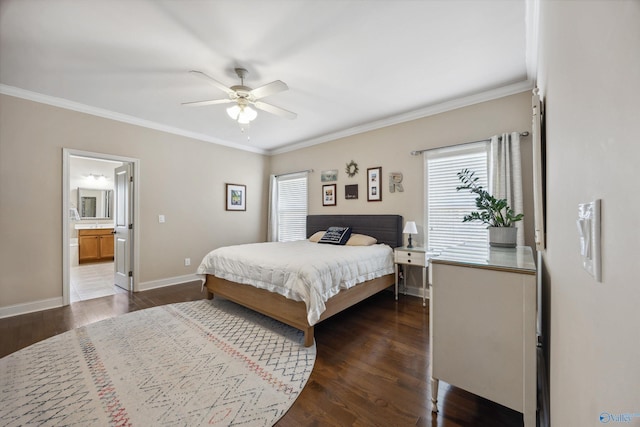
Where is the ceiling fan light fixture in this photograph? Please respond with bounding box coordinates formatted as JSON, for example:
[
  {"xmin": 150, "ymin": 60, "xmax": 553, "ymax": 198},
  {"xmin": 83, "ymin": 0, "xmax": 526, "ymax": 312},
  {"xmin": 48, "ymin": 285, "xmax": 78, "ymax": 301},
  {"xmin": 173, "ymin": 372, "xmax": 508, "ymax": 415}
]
[
  {"xmin": 239, "ymin": 105, "xmax": 257, "ymax": 124},
  {"xmin": 226, "ymin": 103, "xmax": 257, "ymax": 124},
  {"xmin": 226, "ymin": 104, "xmax": 240, "ymax": 120},
  {"xmin": 186, "ymin": 69, "xmax": 296, "ymax": 125}
]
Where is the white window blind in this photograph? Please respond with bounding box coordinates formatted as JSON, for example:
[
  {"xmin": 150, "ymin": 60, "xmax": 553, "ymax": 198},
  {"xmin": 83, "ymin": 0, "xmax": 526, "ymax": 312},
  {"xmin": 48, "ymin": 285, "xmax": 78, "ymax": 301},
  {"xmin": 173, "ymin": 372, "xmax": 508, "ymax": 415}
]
[
  {"xmin": 424, "ymin": 143, "xmax": 489, "ymax": 253},
  {"xmin": 276, "ymin": 173, "xmax": 308, "ymax": 242}
]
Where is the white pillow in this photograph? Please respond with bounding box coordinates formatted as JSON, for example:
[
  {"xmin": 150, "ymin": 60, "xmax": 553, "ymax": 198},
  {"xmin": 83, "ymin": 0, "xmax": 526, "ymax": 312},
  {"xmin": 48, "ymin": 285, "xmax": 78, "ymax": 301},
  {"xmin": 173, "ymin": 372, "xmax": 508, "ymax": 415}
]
[
  {"xmin": 346, "ymin": 234, "xmax": 378, "ymax": 246},
  {"xmin": 308, "ymin": 231, "xmax": 325, "ymax": 242}
]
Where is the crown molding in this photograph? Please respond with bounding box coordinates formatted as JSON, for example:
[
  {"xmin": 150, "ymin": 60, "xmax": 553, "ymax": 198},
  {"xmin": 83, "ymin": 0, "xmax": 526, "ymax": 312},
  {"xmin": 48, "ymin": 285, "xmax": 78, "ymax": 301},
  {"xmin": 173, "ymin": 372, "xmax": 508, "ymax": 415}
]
[
  {"xmin": 269, "ymin": 79, "xmax": 534, "ymax": 155},
  {"xmin": 2, "ymin": 80, "xmax": 534, "ymax": 157},
  {"xmin": 0, "ymin": 84, "xmax": 267, "ymax": 155},
  {"xmin": 525, "ymin": 0, "xmax": 540, "ymax": 83}
]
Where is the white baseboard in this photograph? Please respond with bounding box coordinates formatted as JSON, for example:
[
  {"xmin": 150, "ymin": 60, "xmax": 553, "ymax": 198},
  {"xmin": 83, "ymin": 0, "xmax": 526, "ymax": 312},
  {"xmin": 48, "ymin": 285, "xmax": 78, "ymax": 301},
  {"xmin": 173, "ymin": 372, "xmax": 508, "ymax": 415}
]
[
  {"xmin": 0, "ymin": 297, "xmax": 63, "ymax": 319},
  {"xmin": 400, "ymin": 285, "xmax": 430, "ymax": 300},
  {"xmin": 0, "ymin": 276, "xmax": 203, "ymax": 319},
  {"xmin": 138, "ymin": 274, "xmax": 204, "ymax": 292}
]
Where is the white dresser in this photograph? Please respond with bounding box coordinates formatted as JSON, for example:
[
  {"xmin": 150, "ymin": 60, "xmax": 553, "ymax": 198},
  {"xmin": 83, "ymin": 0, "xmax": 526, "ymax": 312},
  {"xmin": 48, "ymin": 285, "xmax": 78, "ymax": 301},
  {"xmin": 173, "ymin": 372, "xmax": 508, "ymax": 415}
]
[{"xmin": 429, "ymin": 243, "xmax": 537, "ymax": 426}]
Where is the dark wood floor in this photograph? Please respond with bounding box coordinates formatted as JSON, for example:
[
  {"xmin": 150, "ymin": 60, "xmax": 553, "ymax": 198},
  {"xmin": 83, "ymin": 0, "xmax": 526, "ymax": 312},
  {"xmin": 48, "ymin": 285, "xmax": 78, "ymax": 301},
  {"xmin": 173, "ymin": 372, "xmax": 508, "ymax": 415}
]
[{"xmin": 0, "ymin": 282, "xmax": 523, "ymax": 427}]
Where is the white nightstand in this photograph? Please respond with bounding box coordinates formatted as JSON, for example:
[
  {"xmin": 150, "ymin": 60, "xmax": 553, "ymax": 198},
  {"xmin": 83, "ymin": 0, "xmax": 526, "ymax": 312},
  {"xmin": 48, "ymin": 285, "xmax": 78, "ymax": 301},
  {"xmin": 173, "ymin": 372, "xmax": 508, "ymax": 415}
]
[{"xmin": 394, "ymin": 246, "xmax": 429, "ymax": 306}]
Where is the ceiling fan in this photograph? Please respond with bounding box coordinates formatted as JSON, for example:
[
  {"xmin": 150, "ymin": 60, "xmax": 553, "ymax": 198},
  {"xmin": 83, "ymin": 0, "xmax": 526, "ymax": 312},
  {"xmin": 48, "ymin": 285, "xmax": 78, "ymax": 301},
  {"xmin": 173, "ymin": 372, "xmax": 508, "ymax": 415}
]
[{"xmin": 182, "ymin": 68, "xmax": 297, "ymax": 124}]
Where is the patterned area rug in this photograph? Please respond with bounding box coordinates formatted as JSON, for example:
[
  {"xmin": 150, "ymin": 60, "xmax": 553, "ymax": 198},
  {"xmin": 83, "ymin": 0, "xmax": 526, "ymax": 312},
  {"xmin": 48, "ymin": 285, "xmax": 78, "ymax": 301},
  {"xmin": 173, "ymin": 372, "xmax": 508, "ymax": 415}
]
[{"xmin": 0, "ymin": 299, "xmax": 316, "ymax": 426}]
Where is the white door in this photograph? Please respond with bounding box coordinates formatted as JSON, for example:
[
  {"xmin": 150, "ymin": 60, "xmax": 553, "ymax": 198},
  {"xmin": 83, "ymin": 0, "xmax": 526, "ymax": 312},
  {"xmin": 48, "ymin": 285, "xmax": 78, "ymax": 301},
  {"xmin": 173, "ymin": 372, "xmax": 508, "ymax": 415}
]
[{"xmin": 114, "ymin": 164, "xmax": 133, "ymax": 291}]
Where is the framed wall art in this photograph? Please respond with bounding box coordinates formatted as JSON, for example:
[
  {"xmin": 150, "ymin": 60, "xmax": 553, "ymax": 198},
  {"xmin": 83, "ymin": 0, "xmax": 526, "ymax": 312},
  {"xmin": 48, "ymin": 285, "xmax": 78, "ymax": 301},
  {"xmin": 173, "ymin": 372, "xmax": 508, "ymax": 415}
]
[
  {"xmin": 367, "ymin": 167, "xmax": 382, "ymax": 202},
  {"xmin": 321, "ymin": 170, "xmax": 338, "ymax": 182},
  {"xmin": 322, "ymin": 184, "xmax": 337, "ymax": 206},
  {"xmin": 225, "ymin": 183, "xmax": 246, "ymax": 211},
  {"xmin": 345, "ymin": 184, "xmax": 358, "ymax": 200}
]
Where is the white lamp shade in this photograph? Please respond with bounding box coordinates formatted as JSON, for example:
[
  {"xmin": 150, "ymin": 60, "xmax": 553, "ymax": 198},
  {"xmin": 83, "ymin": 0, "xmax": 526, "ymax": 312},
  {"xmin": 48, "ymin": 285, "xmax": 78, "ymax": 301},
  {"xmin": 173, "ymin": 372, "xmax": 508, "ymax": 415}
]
[
  {"xmin": 403, "ymin": 221, "xmax": 418, "ymax": 234},
  {"xmin": 226, "ymin": 104, "xmax": 240, "ymax": 120},
  {"xmin": 227, "ymin": 104, "xmax": 257, "ymax": 124}
]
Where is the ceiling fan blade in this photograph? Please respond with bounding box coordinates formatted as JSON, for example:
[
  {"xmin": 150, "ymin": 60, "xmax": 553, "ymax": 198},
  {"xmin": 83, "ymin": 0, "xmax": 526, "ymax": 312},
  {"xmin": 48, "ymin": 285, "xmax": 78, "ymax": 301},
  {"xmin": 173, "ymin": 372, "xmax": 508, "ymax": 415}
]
[
  {"xmin": 254, "ymin": 101, "xmax": 297, "ymax": 120},
  {"xmin": 181, "ymin": 99, "xmax": 233, "ymax": 107},
  {"xmin": 250, "ymin": 80, "xmax": 288, "ymax": 100},
  {"xmin": 189, "ymin": 70, "xmax": 235, "ymax": 95}
]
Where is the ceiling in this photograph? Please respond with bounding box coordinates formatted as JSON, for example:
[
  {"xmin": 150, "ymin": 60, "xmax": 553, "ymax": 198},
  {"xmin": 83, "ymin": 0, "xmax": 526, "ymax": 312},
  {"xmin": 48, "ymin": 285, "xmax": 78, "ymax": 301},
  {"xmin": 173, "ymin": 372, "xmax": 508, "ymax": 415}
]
[{"xmin": 0, "ymin": 0, "xmax": 535, "ymax": 154}]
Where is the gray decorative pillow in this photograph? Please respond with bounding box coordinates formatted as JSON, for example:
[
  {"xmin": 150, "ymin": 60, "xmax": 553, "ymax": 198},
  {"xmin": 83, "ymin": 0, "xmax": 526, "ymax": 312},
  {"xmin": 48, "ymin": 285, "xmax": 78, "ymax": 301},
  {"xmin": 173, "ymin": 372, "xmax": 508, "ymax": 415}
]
[{"xmin": 318, "ymin": 226, "xmax": 352, "ymax": 245}]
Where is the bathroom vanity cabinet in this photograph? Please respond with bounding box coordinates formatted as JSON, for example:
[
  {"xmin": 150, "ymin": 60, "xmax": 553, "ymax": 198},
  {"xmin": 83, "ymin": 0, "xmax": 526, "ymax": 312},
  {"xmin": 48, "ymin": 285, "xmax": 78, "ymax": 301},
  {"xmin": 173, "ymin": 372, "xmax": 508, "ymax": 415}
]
[{"xmin": 78, "ymin": 228, "xmax": 114, "ymax": 263}]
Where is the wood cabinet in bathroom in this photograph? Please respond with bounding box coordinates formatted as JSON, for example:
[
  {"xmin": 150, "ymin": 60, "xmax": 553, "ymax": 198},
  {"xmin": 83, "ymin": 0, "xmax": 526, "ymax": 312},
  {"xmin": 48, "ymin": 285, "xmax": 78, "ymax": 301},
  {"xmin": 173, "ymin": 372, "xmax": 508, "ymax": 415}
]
[{"xmin": 78, "ymin": 228, "xmax": 114, "ymax": 263}]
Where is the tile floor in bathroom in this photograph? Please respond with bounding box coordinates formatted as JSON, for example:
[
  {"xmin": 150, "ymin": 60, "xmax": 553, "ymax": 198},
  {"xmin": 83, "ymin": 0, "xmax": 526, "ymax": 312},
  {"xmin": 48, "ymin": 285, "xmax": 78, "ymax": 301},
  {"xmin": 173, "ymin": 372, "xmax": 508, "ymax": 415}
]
[{"xmin": 70, "ymin": 261, "xmax": 128, "ymax": 303}]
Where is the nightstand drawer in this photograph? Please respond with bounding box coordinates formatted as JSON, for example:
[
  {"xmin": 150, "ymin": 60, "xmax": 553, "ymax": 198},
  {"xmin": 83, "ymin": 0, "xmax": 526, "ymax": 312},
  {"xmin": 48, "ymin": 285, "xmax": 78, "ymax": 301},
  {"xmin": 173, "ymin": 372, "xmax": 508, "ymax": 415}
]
[{"xmin": 395, "ymin": 251, "xmax": 427, "ymax": 266}]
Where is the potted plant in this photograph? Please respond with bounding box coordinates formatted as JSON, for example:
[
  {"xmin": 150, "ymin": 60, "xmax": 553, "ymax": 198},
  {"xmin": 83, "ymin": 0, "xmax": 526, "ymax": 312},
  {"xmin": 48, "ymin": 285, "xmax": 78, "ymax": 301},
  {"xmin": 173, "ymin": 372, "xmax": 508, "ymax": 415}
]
[{"xmin": 456, "ymin": 168, "xmax": 524, "ymax": 248}]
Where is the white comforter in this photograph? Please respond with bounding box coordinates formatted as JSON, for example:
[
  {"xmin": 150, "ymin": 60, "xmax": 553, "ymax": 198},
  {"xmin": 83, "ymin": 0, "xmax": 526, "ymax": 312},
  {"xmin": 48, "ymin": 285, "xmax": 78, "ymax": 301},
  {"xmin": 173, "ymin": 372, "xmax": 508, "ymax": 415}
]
[{"xmin": 196, "ymin": 240, "xmax": 394, "ymax": 325}]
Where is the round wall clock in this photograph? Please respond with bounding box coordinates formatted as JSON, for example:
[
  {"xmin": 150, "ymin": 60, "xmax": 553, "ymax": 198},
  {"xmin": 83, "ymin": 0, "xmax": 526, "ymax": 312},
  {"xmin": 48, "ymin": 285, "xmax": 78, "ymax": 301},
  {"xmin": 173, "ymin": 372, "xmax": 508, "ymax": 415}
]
[{"xmin": 345, "ymin": 160, "xmax": 359, "ymax": 178}]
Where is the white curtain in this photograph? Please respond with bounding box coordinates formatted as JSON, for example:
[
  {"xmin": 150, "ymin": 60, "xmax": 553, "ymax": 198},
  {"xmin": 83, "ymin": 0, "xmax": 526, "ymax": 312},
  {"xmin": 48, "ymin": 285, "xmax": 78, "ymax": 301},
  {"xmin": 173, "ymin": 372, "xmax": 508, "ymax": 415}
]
[
  {"xmin": 490, "ymin": 132, "xmax": 524, "ymax": 246},
  {"xmin": 267, "ymin": 174, "xmax": 278, "ymax": 242}
]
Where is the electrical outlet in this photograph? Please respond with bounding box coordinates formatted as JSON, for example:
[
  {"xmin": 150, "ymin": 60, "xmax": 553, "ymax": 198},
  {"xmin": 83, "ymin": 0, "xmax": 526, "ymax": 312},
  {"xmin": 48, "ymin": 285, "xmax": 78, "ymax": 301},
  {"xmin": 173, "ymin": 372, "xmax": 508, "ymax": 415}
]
[
  {"xmin": 184, "ymin": 258, "xmax": 191, "ymax": 266},
  {"xmin": 158, "ymin": 214, "xmax": 165, "ymax": 223}
]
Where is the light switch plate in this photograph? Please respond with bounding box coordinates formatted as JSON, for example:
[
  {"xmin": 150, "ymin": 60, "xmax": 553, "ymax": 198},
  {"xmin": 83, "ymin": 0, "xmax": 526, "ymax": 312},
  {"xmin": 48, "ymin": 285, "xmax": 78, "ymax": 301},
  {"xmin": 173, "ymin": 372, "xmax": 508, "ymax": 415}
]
[{"xmin": 577, "ymin": 199, "xmax": 601, "ymax": 282}]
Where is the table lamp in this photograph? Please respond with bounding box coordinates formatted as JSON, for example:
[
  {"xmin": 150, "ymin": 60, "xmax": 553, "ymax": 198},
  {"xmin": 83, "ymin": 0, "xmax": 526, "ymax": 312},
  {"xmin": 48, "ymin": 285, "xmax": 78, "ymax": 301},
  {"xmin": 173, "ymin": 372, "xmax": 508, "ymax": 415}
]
[{"xmin": 403, "ymin": 221, "xmax": 418, "ymax": 248}]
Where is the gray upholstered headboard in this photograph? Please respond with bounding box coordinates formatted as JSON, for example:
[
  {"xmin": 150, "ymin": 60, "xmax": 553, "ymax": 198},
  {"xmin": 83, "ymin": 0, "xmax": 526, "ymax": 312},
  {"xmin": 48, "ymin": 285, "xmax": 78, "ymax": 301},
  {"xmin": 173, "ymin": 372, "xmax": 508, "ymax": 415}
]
[{"xmin": 306, "ymin": 214, "xmax": 403, "ymax": 248}]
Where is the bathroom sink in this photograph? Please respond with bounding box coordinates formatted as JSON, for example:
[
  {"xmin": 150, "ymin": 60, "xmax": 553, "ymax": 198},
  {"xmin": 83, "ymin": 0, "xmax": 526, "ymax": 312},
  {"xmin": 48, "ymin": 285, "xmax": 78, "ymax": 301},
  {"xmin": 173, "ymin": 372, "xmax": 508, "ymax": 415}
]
[{"xmin": 74, "ymin": 224, "xmax": 114, "ymax": 230}]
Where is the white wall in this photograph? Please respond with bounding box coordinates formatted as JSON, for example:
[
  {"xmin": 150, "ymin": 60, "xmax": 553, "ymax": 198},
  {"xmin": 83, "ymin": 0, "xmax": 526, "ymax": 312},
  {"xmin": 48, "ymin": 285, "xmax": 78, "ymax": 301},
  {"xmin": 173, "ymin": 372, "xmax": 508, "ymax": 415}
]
[
  {"xmin": 271, "ymin": 92, "xmax": 534, "ymax": 291},
  {"xmin": 272, "ymin": 92, "xmax": 534, "ymax": 244},
  {"xmin": 1, "ymin": 90, "xmax": 532, "ymax": 312},
  {"xmin": 537, "ymin": 1, "xmax": 640, "ymax": 425},
  {"xmin": 0, "ymin": 94, "xmax": 268, "ymax": 311}
]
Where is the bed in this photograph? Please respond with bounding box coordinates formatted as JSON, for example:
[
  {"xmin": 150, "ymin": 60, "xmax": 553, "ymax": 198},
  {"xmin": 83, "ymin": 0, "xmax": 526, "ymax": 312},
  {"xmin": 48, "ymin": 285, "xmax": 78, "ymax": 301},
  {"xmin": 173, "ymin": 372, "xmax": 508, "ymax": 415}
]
[{"xmin": 198, "ymin": 214, "xmax": 403, "ymax": 346}]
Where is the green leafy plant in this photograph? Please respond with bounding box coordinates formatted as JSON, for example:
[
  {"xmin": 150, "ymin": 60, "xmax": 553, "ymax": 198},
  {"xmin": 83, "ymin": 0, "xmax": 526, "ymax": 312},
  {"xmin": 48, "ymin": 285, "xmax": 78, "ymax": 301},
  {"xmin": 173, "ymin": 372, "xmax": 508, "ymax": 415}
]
[{"xmin": 456, "ymin": 168, "xmax": 524, "ymax": 227}]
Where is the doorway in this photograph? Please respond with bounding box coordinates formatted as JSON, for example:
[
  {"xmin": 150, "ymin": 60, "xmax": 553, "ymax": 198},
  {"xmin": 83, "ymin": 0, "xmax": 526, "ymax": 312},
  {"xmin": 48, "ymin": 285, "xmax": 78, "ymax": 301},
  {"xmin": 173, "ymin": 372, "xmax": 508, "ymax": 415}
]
[{"xmin": 62, "ymin": 149, "xmax": 140, "ymax": 306}]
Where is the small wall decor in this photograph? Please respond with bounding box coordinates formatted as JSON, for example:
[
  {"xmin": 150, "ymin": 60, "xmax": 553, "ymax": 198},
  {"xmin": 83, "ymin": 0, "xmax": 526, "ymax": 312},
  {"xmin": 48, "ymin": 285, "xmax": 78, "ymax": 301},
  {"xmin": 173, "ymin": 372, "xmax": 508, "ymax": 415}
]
[
  {"xmin": 322, "ymin": 184, "xmax": 337, "ymax": 206},
  {"xmin": 367, "ymin": 167, "xmax": 382, "ymax": 202},
  {"xmin": 345, "ymin": 160, "xmax": 359, "ymax": 178},
  {"xmin": 345, "ymin": 184, "xmax": 359, "ymax": 200},
  {"xmin": 226, "ymin": 183, "xmax": 246, "ymax": 211},
  {"xmin": 321, "ymin": 170, "xmax": 338, "ymax": 182},
  {"xmin": 389, "ymin": 172, "xmax": 404, "ymax": 193}
]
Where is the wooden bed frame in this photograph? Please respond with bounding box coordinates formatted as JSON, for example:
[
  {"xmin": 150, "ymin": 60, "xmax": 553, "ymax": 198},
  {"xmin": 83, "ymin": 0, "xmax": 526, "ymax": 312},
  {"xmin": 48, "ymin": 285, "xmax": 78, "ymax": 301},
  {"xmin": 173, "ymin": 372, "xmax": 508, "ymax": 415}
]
[{"xmin": 204, "ymin": 214, "xmax": 403, "ymax": 346}]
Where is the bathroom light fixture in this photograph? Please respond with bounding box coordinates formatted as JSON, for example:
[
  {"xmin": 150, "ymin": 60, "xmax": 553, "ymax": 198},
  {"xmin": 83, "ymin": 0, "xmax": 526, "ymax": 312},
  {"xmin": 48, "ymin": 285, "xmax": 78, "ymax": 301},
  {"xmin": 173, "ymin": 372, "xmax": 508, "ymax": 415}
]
[{"xmin": 403, "ymin": 221, "xmax": 418, "ymax": 248}]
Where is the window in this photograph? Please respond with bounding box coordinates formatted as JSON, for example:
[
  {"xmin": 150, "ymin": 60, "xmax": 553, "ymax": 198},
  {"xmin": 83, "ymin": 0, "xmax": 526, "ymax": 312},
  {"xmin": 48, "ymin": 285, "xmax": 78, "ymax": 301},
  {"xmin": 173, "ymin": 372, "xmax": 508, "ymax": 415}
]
[
  {"xmin": 270, "ymin": 172, "xmax": 308, "ymax": 242},
  {"xmin": 424, "ymin": 143, "xmax": 489, "ymax": 253}
]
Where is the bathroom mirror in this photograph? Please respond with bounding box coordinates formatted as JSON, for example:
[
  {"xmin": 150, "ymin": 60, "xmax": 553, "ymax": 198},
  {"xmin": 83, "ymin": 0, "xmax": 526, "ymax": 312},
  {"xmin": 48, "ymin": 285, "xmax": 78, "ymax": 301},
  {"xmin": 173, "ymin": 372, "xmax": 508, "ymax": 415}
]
[{"xmin": 78, "ymin": 188, "xmax": 113, "ymax": 219}]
